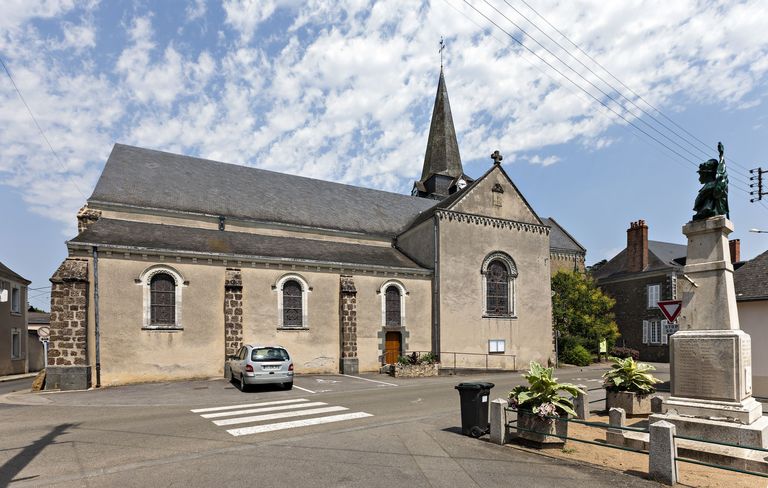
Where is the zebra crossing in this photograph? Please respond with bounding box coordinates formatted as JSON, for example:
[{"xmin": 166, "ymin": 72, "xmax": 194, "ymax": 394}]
[{"xmin": 191, "ymin": 398, "xmax": 373, "ymax": 437}]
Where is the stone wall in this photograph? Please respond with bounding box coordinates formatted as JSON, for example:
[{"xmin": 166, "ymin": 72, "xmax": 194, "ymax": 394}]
[
  {"xmin": 46, "ymin": 258, "xmax": 91, "ymax": 390},
  {"xmin": 224, "ymin": 268, "xmax": 243, "ymax": 358},
  {"xmin": 339, "ymin": 275, "xmax": 358, "ymax": 374},
  {"xmin": 76, "ymin": 204, "xmax": 102, "ymax": 233},
  {"xmin": 48, "ymin": 259, "xmax": 89, "ymax": 367},
  {"xmin": 393, "ymin": 362, "xmax": 439, "ymax": 378}
]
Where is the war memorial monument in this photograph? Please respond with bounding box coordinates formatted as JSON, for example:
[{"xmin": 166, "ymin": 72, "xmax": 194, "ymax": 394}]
[{"xmin": 650, "ymin": 143, "xmax": 768, "ymax": 448}]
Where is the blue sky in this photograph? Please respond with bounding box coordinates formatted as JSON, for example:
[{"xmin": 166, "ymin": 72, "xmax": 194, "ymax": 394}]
[{"xmin": 2, "ymin": 0, "xmax": 768, "ymax": 310}]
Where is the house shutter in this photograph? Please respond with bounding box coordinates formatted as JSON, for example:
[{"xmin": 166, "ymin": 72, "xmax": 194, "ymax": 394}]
[
  {"xmin": 661, "ymin": 320, "xmax": 669, "ymax": 345},
  {"xmin": 642, "ymin": 320, "xmax": 649, "ymax": 344}
]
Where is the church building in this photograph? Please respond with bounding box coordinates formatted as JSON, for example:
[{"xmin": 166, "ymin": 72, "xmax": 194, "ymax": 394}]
[{"xmin": 45, "ymin": 69, "xmax": 584, "ymax": 389}]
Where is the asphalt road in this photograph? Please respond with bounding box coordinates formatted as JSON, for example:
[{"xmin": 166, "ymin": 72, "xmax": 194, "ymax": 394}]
[{"xmin": 0, "ymin": 365, "xmax": 662, "ymax": 487}]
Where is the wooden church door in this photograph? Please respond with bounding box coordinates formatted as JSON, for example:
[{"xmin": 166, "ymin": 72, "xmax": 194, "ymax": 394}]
[{"xmin": 384, "ymin": 332, "xmax": 401, "ymax": 364}]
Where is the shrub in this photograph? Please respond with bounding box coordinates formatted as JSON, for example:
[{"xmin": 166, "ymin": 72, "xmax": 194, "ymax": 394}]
[
  {"xmin": 397, "ymin": 352, "xmax": 438, "ymax": 365},
  {"xmin": 508, "ymin": 361, "xmax": 584, "ymax": 417},
  {"xmin": 419, "ymin": 352, "xmax": 438, "ymax": 364},
  {"xmin": 610, "ymin": 347, "xmax": 639, "ymax": 360},
  {"xmin": 559, "ymin": 344, "xmax": 592, "ymax": 366},
  {"xmin": 602, "ymin": 356, "xmax": 662, "ymax": 394}
]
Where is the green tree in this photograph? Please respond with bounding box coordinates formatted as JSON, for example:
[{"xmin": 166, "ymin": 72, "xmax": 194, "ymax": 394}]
[{"xmin": 552, "ymin": 270, "xmax": 619, "ymax": 353}]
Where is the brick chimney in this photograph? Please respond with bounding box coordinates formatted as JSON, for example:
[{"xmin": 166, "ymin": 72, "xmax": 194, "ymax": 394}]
[
  {"xmin": 626, "ymin": 220, "xmax": 649, "ymax": 273},
  {"xmin": 729, "ymin": 239, "xmax": 741, "ymax": 264}
]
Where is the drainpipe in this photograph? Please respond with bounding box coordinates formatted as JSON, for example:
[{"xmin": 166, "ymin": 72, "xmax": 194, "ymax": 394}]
[
  {"xmin": 92, "ymin": 247, "xmax": 101, "ymax": 388},
  {"xmin": 432, "ymin": 214, "xmax": 440, "ymax": 360}
]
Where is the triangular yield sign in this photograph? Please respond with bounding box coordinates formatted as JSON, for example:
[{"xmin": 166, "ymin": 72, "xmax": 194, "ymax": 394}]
[{"xmin": 657, "ymin": 300, "xmax": 682, "ymax": 323}]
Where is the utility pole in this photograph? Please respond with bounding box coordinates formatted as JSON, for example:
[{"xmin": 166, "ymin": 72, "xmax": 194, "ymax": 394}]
[{"xmin": 750, "ymin": 167, "xmax": 766, "ymax": 202}]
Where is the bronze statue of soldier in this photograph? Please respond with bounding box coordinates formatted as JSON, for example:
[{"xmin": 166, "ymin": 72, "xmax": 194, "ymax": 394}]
[{"xmin": 693, "ymin": 142, "xmax": 729, "ymax": 221}]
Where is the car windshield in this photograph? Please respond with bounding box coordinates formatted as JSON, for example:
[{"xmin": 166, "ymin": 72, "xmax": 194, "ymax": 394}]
[{"xmin": 251, "ymin": 348, "xmax": 289, "ymax": 362}]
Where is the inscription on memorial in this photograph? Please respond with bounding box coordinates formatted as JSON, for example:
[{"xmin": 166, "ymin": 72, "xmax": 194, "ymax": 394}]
[{"xmin": 673, "ymin": 336, "xmax": 737, "ymax": 401}]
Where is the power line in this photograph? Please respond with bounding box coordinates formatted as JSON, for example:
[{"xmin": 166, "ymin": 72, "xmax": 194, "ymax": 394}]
[
  {"xmin": 458, "ymin": 0, "xmax": 756, "ymax": 197},
  {"xmin": 461, "ymin": 2, "xmax": 706, "ymax": 171},
  {"xmin": 515, "ymin": 0, "xmax": 755, "ymax": 177},
  {"xmin": 0, "ymin": 54, "xmax": 87, "ymax": 199},
  {"xmin": 480, "ymin": 0, "xmax": 753, "ymax": 189}
]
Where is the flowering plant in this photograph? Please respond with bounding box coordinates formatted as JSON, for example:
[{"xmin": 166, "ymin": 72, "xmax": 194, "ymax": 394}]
[{"xmin": 509, "ymin": 361, "xmax": 584, "ymax": 418}]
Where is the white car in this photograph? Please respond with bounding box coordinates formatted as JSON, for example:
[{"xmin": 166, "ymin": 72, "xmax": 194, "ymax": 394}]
[{"xmin": 226, "ymin": 344, "xmax": 294, "ymax": 391}]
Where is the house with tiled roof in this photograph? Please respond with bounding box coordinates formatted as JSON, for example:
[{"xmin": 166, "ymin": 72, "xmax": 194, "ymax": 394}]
[
  {"xmin": 45, "ymin": 69, "xmax": 584, "ymax": 389},
  {"xmin": 594, "ymin": 220, "xmax": 742, "ymax": 362},
  {"xmin": 735, "ymin": 249, "xmax": 768, "ymax": 397}
]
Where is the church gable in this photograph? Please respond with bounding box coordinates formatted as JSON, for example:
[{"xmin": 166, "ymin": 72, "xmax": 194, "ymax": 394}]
[{"xmin": 445, "ymin": 164, "xmax": 542, "ymax": 225}]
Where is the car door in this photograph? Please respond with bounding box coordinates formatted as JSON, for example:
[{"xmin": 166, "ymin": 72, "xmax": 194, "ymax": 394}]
[{"xmin": 230, "ymin": 346, "xmax": 245, "ymax": 377}]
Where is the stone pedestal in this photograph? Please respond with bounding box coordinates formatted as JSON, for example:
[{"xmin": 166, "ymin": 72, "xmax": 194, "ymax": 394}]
[
  {"xmin": 667, "ymin": 329, "xmax": 757, "ymax": 423},
  {"xmin": 655, "ymin": 216, "xmax": 767, "ymax": 448}
]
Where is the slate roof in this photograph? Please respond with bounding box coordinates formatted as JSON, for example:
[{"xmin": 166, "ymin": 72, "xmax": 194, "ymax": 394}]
[
  {"xmin": 89, "ymin": 144, "xmax": 437, "ymax": 237},
  {"xmin": 0, "ymin": 261, "xmax": 30, "ymax": 285},
  {"xmin": 735, "ymin": 249, "xmax": 768, "ymax": 301},
  {"xmin": 541, "ymin": 217, "xmax": 586, "ymax": 253},
  {"xmin": 28, "ymin": 312, "xmax": 50, "ymax": 325},
  {"xmin": 69, "ymin": 219, "xmax": 430, "ymax": 272},
  {"xmin": 593, "ymin": 240, "xmax": 687, "ymax": 281},
  {"xmin": 418, "ymin": 69, "xmax": 464, "ymax": 182}
]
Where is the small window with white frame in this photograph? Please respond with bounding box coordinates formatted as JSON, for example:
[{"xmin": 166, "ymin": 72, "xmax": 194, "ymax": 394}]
[
  {"xmin": 275, "ymin": 274, "xmax": 311, "ymax": 329},
  {"xmin": 11, "ymin": 328, "xmax": 21, "ymax": 359},
  {"xmin": 137, "ymin": 265, "xmax": 186, "ymax": 330},
  {"xmin": 379, "ymin": 280, "xmax": 407, "ymax": 328},
  {"xmin": 647, "ymin": 284, "xmax": 660, "ymax": 309},
  {"xmin": 489, "ymin": 339, "xmax": 505, "ymax": 353},
  {"xmin": 643, "ymin": 320, "xmax": 663, "ymax": 344},
  {"xmin": 10, "ymin": 284, "xmax": 21, "ymax": 314}
]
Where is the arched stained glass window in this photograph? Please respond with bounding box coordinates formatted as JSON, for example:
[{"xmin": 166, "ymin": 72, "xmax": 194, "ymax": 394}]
[
  {"xmin": 283, "ymin": 280, "xmax": 303, "ymax": 327},
  {"xmin": 486, "ymin": 260, "xmax": 509, "ymax": 315},
  {"xmin": 385, "ymin": 285, "xmax": 401, "ymax": 326},
  {"xmin": 150, "ymin": 273, "xmax": 176, "ymax": 325}
]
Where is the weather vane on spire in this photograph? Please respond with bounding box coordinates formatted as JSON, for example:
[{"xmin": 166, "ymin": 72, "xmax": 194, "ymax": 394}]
[{"xmin": 439, "ymin": 36, "xmax": 445, "ymax": 69}]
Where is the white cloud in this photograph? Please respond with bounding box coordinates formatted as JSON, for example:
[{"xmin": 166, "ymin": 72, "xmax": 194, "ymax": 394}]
[
  {"xmin": 186, "ymin": 0, "xmax": 207, "ymax": 22},
  {"xmin": 529, "ymin": 155, "xmax": 561, "ymax": 166},
  {"xmin": 2, "ymin": 0, "xmax": 768, "ymax": 236}
]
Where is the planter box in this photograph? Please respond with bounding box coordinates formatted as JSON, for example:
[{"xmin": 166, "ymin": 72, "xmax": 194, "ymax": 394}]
[
  {"xmin": 516, "ymin": 411, "xmax": 568, "ymax": 448},
  {"xmin": 606, "ymin": 390, "xmax": 652, "ymax": 416},
  {"xmin": 392, "ymin": 363, "xmax": 439, "ymax": 378}
]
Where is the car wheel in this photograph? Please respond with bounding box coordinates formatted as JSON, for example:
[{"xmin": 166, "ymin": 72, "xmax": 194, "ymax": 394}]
[
  {"xmin": 283, "ymin": 382, "xmax": 293, "ymax": 390},
  {"xmin": 240, "ymin": 374, "xmax": 249, "ymax": 392}
]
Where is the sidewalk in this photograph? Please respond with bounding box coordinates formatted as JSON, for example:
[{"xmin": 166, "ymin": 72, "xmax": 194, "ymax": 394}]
[{"xmin": 0, "ymin": 372, "xmax": 37, "ymax": 383}]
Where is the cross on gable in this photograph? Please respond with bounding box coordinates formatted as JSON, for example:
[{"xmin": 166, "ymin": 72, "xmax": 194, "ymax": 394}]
[{"xmin": 491, "ymin": 150, "xmax": 503, "ymax": 165}]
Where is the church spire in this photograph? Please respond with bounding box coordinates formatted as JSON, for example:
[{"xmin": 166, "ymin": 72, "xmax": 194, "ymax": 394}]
[{"xmin": 413, "ymin": 67, "xmax": 469, "ymax": 199}]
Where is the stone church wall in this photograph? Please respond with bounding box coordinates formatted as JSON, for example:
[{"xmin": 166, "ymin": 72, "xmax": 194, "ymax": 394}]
[
  {"xmin": 95, "ymin": 257, "xmax": 225, "ymax": 386},
  {"xmin": 396, "ymin": 218, "xmax": 435, "ymax": 269},
  {"xmin": 438, "ymin": 216, "xmax": 553, "ymax": 369}
]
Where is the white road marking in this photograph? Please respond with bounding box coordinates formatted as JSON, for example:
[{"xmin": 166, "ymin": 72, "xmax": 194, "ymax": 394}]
[
  {"xmin": 213, "ymin": 406, "xmax": 348, "ymax": 426},
  {"xmin": 338, "ymin": 374, "xmax": 398, "ymax": 387},
  {"xmin": 226, "ymin": 412, "xmax": 373, "ymax": 436},
  {"xmin": 201, "ymin": 401, "xmax": 327, "ymax": 419},
  {"xmin": 191, "ymin": 398, "xmax": 308, "ymax": 413},
  {"xmin": 292, "ymin": 385, "xmax": 316, "ymax": 393}
]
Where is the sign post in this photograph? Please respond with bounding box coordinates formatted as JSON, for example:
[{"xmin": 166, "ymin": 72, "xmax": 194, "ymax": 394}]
[{"xmin": 38, "ymin": 327, "xmax": 50, "ymax": 368}]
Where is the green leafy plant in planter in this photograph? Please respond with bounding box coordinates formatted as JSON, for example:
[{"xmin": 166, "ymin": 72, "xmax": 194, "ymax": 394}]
[
  {"xmin": 602, "ymin": 356, "xmax": 662, "ymax": 416},
  {"xmin": 509, "ymin": 361, "xmax": 584, "ymax": 417},
  {"xmin": 509, "ymin": 362, "xmax": 585, "ymax": 447},
  {"xmin": 602, "ymin": 356, "xmax": 661, "ymax": 394}
]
